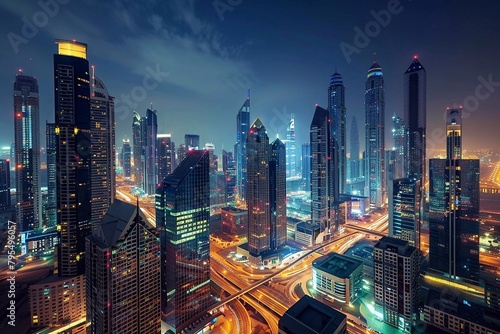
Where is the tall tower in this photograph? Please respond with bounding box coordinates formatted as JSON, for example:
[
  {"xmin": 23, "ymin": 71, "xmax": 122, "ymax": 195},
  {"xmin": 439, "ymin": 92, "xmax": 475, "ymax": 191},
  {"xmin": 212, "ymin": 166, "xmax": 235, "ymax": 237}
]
[
  {"xmin": 310, "ymin": 105, "xmax": 339, "ymax": 237},
  {"xmin": 349, "ymin": 116, "xmax": 359, "ymax": 181},
  {"xmin": 404, "ymin": 57, "xmax": 426, "ymax": 180},
  {"xmin": 14, "ymin": 73, "xmax": 41, "ymax": 231},
  {"xmin": 86, "ymin": 199, "xmax": 161, "ymax": 334},
  {"xmin": 286, "ymin": 114, "xmax": 296, "ymax": 178},
  {"xmin": 236, "ymin": 96, "xmax": 250, "ymax": 201},
  {"xmin": 247, "ymin": 118, "xmax": 270, "ymax": 255},
  {"xmin": 365, "ymin": 62, "xmax": 386, "ymax": 208},
  {"xmin": 143, "ymin": 108, "xmax": 158, "ymax": 195},
  {"xmin": 54, "ymin": 39, "xmax": 92, "ymax": 277},
  {"xmin": 0, "ymin": 159, "xmax": 10, "ymax": 211},
  {"xmin": 270, "ymin": 138, "xmax": 286, "ymax": 250},
  {"xmin": 157, "ymin": 134, "xmax": 173, "ymax": 183},
  {"xmin": 156, "ymin": 150, "xmax": 212, "ymax": 331},
  {"xmin": 184, "ymin": 134, "xmax": 200, "ymax": 150},
  {"xmin": 90, "ymin": 75, "xmax": 115, "ymax": 226},
  {"xmin": 301, "ymin": 143, "xmax": 311, "ymax": 192},
  {"xmin": 392, "ymin": 113, "xmax": 406, "ymax": 179},
  {"xmin": 46, "ymin": 122, "xmax": 57, "ymax": 227},
  {"xmin": 121, "ymin": 139, "xmax": 131, "ymax": 178},
  {"xmin": 429, "ymin": 107, "xmax": 480, "ymax": 284},
  {"xmin": 222, "ymin": 149, "xmax": 236, "ymax": 204},
  {"xmin": 328, "ymin": 71, "xmax": 347, "ymax": 194},
  {"xmin": 132, "ymin": 111, "xmax": 143, "ymax": 185}
]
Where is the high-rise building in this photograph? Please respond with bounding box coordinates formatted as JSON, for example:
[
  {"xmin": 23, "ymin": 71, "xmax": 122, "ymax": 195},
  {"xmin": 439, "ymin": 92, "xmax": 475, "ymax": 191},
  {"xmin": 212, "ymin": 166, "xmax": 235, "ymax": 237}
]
[
  {"xmin": 156, "ymin": 150, "xmax": 212, "ymax": 331},
  {"xmin": 301, "ymin": 143, "xmax": 311, "ymax": 192},
  {"xmin": 0, "ymin": 159, "xmax": 10, "ymax": 210},
  {"xmin": 143, "ymin": 108, "xmax": 158, "ymax": 195},
  {"xmin": 184, "ymin": 134, "xmax": 200, "ymax": 150},
  {"xmin": 310, "ymin": 105, "xmax": 339, "ymax": 238},
  {"xmin": 365, "ymin": 62, "xmax": 386, "ymax": 208},
  {"xmin": 328, "ymin": 71, "xmax": 347, "ymax": 194},
  {"xmin": 286, "ymin": 113, "xmax": 297, "ymax": 178},
  {"xmin": 349, "ymin": 116, "xmax": 359, "ymax": 181},
  {"xmin": 14, "ymin": 73, "xmax": 41, "ymax": 231},
  {"xmin": 86, "ymin": 199, "xmax": 161, "ymax": 334},
  {"xmin": 177, "ymin": 144, "xmax": 186, "ymax": 166},
  {"xmin": 404, "ymin": 57, "xmax": 426, "ymax": 181},
  {"xmin": 132, "ymin": 111, "xmax": 143, "ymax": 185},
  {"xmin": 54, "ymin": 39, "xmax": 92, "ymax": 277},
  {"xmin": 222, "ymin": 149, "xmax": 236, "ymax": 204},
  {"xmin": 90, "ymin": 75, "xmax": 115, "ymax": 226},
  {"xmin": 389, "ymin": 178, "xmax": 420, "ymax": 247},
  {"xmin": 392, "ymin": 113, "xmax": 406, "ymax": 180},
  {"xmin": 236, "ymin": 96, "xmax": 250, "ymax": 201},
  {"xmin": 46, "ymin": 123, "xmax": 57, "ymax": 227},
  {"xmin": 157, "ymin": 134, "xmax": 173, "ymax": 183},
  {"xmin": 270, "ymin": 137, "xmax": 286, "ymax": 250},
  {"xmin": 374, "ymin": 237, "xmax": 420, "ymax": 332},
  {"xmin": 121, "ymin": 139, "xmax": 131, "ymax": 178},
  {"xmin": 429, "ymin": 107, "xmax": 480, "ymax": 284}
]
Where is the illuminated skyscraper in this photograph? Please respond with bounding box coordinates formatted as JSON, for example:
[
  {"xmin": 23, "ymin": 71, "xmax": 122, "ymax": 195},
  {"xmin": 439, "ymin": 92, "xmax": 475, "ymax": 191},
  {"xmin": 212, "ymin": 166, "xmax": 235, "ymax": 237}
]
[
  {"xmin": 0, "ymin": 159, "xmax": 10, "ymax": 211},
  {"xmin": 46, "ymin": 122, "xmax": 57, "ymax": 227},
  {"xmin": 365, "ymin": 62, "xmax": 386, "ymax": 208},
  {"xmin": 404, "ymin": 57, "xmax": 426, "ymax": 181},
  {"xmin": 429, "ymin": 107, "xmax": 480, "ymax": 284},
  {"xmin": 184, "ymin": 134, "xmax": 200, "ymax": 150},
  {"xmin": 156, "ymin": 150, "xmax": 212, "ymax": 331},
  {"xmin": 328, "ymin": 71, "xmax": 346, "ymax": 194},
  {"xmin": 86, "ymin": 199, "xmax": 161, "ymax": 334},
  {"xmin": 14, "ymin": 73, "xmax": 41, "ymax": 231},
  {"xmin": 392, "ymin": 113, "xmax": 406, "ymax": 180},
  {"xmin": 301, "ymin": 143, "xmax": 311, "ymax": 192},
  {"xmin": 236, "ymin": 95, "xmax": 250, "ymax": 201},
  {"xmin": 349, "ymin": 116, "xmax": 359, "ymax": 181},
  {"xmin": 286, "ymin": 113, "xmax": 296, "ymax": 178},
  {"xmin": 132, "ymin": 111, "xmax": 143, "ymax": 185},
  {"xmin": 157, "ymin": 134, "xmax": 173, "ymax": 183},
  {"xmin": 389, "ymin": 178, "xmax": 420, "ymax": 247},
  {"xmin": 121, "ymin": 139, "xmax": 131, "ymax": 178},
  {"xmin": 90, "ymin": 75, "xmax": 115, "ymax": 226},
  {"xmin": 270, "ymin": 138, "xmax": 286, "ymax": 250},
  {"xmin": 54, "ymin": 39, "xmax": 92, "ymax": 277},
  {"xmin": 222, "ymin": 149, "xmax": 236, "ymax": 204},
  {"xmin": 310, "ymin": 105, "xmax": 339, "ymax": 238},
  {"xmin": 143, "ymin": 108, "xmax": 158, "ymax": 195}
]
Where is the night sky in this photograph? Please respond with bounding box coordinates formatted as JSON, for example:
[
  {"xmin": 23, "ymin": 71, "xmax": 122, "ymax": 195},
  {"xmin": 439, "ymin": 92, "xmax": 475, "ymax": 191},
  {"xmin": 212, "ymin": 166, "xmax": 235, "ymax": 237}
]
[{"xmin": 1, "ymin": 0, "xmax": 499, "ymax": 156}]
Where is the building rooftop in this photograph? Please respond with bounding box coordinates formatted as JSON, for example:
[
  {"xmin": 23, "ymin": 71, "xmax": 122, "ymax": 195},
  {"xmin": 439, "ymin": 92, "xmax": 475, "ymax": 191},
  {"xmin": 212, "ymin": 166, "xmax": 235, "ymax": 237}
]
[
  {"xmin": 221, "ymin": 206, "xmax": 247, "ymax": 214},
  {"xmin": 279, "ymin": 295, "xmax": 346, "ymax": 334},
  {"xmin": 375, "ymin": 236, "xmax": 418, "ymax": 257},
  {"xmin": 312, "ymin": 253, "xmax": 363, "ymax": 279}
]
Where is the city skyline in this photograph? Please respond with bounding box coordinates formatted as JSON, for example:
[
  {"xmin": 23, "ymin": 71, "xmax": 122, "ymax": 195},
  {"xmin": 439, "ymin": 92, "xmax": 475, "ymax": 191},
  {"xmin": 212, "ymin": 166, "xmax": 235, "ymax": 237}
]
[{"xmin": 1, "ymin": 1, "xmax": 499, "ymax": 153}]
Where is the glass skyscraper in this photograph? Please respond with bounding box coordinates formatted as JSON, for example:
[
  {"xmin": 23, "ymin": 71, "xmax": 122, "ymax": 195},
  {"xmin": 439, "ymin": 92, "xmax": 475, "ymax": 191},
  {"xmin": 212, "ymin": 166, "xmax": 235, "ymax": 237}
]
[
  {"xmin": 156, "ymin": 150, "xmax": 212, "ymax": 331},
  {"xmin": 301, "ymin": 143, "xmax": 311, "ymax": 192},
  {"xmin": 270, "ymin": 137, "xmax": 286, "ymax": 250},
  {"xmin": 46, "ymin": 122, "xmax": 57, "ymax": 227},
  {"xmin": 14, "ymin": 73, "xmax": 41, "ymax": 231},
  {"xmin": 0, "ymin": 159, "xmax": 10, "ymax": 211},
  {"xmin": 236, "ymin": 96, "xmax": 250, "ymax": 201},
  {"xmin": 349, "ymin": 115, "xmax": 359, "ymax": 181},
  {"xmin": 365, "ymin": 62, "xmax": 386, "ymax": 208},
  {"xmin": 144, "ymin": 108, "xmax": 158, "ymax": 195},
  {"xmin": 132, "ymin": 111, "xmax": 143, "ymax": 185},
  {"xmin": 121, "ymin": 139, "xmax": 131, "ymax": 178},
  {"xmin": 392, "ymin": 113, "xmax": 406, "ymax": 180},
  {"xmin": 389, "ymin": 178, "xmax": 420, "ymax": 247},
  {"xmin": 157, "ymin": 134, "xmax": 173, "ymax": 183},
  {"xmin": 285, "ymin": 113, "xmax": 296, "ymax": 178}
]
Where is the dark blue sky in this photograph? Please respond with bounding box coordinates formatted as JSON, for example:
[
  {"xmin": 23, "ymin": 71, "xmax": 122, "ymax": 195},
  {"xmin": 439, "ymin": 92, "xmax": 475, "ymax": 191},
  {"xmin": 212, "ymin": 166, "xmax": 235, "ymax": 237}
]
[{"xmin": 1, "ymin": 0, "xmax": 499, "ymax": 155}]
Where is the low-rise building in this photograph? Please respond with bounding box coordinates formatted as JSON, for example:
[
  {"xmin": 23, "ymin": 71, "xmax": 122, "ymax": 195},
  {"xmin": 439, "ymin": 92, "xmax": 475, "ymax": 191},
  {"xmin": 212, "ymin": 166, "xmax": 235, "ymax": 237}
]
[{"xmin": 221, "ymin": 206, "xmax": 247, "ymax": 236}]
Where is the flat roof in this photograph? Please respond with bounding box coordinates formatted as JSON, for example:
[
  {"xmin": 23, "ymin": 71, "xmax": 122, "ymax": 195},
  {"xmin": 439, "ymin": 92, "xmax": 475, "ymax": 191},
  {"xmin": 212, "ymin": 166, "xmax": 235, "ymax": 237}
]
[{"xmin": 312, "ymin": 253, "xmax": 363, "ymax": 279}]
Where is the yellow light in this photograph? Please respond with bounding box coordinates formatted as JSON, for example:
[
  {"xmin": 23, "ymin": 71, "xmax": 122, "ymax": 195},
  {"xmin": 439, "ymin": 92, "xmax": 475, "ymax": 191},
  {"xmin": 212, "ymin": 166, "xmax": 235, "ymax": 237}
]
[
  {"xmin": 55, "ymin": 127, "xmax": 60, "ymax": 134},
  {"xmin": 74, "ymin": 127, "xmax": 79, "ymax": 135},
  {"xmin": 57, "ymin": 40, "xmax": 87, "ymax": 59}
]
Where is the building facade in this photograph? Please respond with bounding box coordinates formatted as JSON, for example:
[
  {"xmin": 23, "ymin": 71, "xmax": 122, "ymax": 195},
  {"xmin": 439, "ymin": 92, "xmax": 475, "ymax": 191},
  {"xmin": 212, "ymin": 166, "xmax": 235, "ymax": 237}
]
[
  {"xmin": 157, "ymin": 134, "xmax": 173, "ymax": 183},
  {"xmin": 121, "ymin": 139, "xmax": 131, "ymax": 178},
  {"xmin": 46, "ymin": 122, "xmax": 57, "ymax": 227},
  {"xmin": 349, "ymin": 115, "xmax": 360, "ymax": 182},
  {"xmin": 236, "ymin": 97, "xmax": 250, "ymax": 201},
  {"xmin": 389, "ymin": 178, "xmax": 421, "ymax": 247},
  {"xmin": 270, "ymin": 138, "xmax": 287, "ymax": 250},
  {"xmin": 286, "ymin": 113, "xmax": 297, "ymax": 178},
  {"xmin": 0, "ymin": 159, "xmax": 11, "ymax": 211},
  {"xmin": 132, "ymin": 111, "xmax": 143, "ymax": 185}
]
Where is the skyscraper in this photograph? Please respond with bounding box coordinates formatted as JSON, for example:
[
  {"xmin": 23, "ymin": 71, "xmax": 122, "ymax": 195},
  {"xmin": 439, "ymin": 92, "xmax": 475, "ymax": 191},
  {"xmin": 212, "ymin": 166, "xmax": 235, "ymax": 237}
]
[
  {"xmin": 121, "ymin": 139, "xmax": 131, "ymax": 178},
  {"xmin": 0, "ymin": 159, "xmax": 10, "ymax": 211},
  {"xmin": 143, "ymin": 108, "xmax": 158, "ymax": 195},
  {"xmin": 286, "ymin": 113, "xmax": 297, "ymax": 178},
  {"xmin": 184, "ymin": 134, "xmax": 200, "ymax": 150},
  {"xmin": 14, "ymin": 73, "xmax": 41, "ymax": 231},
  {"xmin": 54, "ymin": 39, "xmax": 92, "ymax": 277},
  {"xmin": 132, "ymin": 111, "xmax": 143, "ymax": 185},
  {"xmin": 46, "ymin": 122, "xmax": 57, "ymax": 227},
  {"xmin": 389, "ymin": 178, "xmax": 420, "ymax": 247},
  {"xmin": 349, "ymin": 116, "xmax": 359, "ymax": 181},
  {"xmin": 365, "ymin": 62, "xmax": 386, "ymax": 208},
  {"xmin": 156, "ymin": 150, "xmax": 212, "ymax": 331},
  {"xmin": 157, "ymin": 134, "xmax": 173, "ymax": 183},
  {"xmin": 404, "ymin": 57, "xmax": 426, "ymax": 180},
  {"xmin": 310, "ymin": 105, "xmax": 339, "ymax": 238},
  {"xmin": 374, "ymin": 237, "xmax": 420, "ymax": 332},
  {"xmin": 301, "ymin": 143, "xmax": 311, "ymax": 192},
  {"xmin": 90, "ymin": 75, "xmax": 115, "ymax": 226},
  {"xmin": 392, "ymin": 113, "xmax": 406, "ymax": 180},
  {"xmin": 236, "ymin": 96, "xmax": 250, "ymax": 201},
  {"xmin": 270, "ymin": 138, "xmax": 286, "ymax": 250},
  {"xmin": 86, "ymin": 199, "xmax": 161, "ymax": 334},
  {"xmin": 429, "ymin": 107, "xmax": 480, "ymax": 284},
  {"xmin": 222, "ymin": 149, "xmax": 236, "ymax": 204},
  {"xmin": 328, "ymin": 71, "xmax": 347, "ymax": 194}
]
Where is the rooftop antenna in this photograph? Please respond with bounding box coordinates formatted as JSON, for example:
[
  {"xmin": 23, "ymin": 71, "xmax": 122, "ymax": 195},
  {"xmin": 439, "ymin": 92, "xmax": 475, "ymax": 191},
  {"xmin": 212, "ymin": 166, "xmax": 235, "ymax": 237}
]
[
  {"xmin": 373, "ymin": 51, "xmax": 377, "ymax": 63},
  {"xmin": 247, "ymin": 88, "xmax": 250, "ymax": 100}
]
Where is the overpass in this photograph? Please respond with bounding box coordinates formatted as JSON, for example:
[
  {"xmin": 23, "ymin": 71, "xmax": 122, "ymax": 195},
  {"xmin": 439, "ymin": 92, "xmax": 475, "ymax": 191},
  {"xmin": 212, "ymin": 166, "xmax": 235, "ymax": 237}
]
[{"xmin": 344, "ymin": 224, "xmax": 388, "ymax": 237}]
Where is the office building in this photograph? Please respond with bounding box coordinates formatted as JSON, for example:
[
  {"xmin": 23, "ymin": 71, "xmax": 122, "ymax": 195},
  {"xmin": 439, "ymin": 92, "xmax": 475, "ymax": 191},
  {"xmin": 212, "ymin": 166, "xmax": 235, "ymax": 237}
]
[
  {"xmin": 312, "ymin": 253, "xmax": 363, "ymax": 305},
  {"xmin": 90, "ymin": 75, "xmax": 115, "ymax": 226},
  {"xmin": 46, "ymin": 122, "xmax": 57, "ymax": 227},
  {"xmin": 0, "ymin": 159, "xmax": 10, "ymax": 210},
  {"xmin": 14, "ymin": 73, "xmax": 41, "ymax": 231},
  {"xmin": 86, "ymin": 199, "xmax": 161, "ymax": 334},
  {"xmin": 278, "ymin": 295, "xmax": 347, "ymax": 334},
  {"xmin": 270, "ymin": 137, "xmax": 286, "ymax": 250},
  {"xmin": 157, "ymin": 134, "xmax": 173, "ymax": 183},
  {"xmin": 177, "ymin": 144, "xmax": 186, "ymax": 166},
  {"xmin": 184, "ymin": 134, "xmax": 200, "ymax": 150},
  {"xmin": 374, "ymin": 237, "xmax": 420, "ymax": 332},
  {"xmin": 365, "ymin": 62, "xmax": 386, "ymax": 208},
  {"xmin": 349, "ymin": 116, "xmax": 360, "ymax": 181},
  {"xmin": 328, "ymin": 71, "xmax": 347, "ymax": 194},
  {"xmin": 143, "ymin": 108, "xmax": 158, "ymax": 195},
  {"xmin": 156, "ymin": 150, "xmax": 212, "ymax": 332},
  {"xmin": 221, "ymin": 206, "xmax": 247, "ymax": 236},
  {"xmin": 301, "ymin": 143, "xmax": 311, "ymax": 192},
  {"xmin": 222, "ymin": 149, "xmax": 236, "ymax": 204},
  {"xmin": 310, "ymin": 105, "xmax": 339, "ymax": 238},
  {"xmin": 121, "ymin": 139, "xmax": 131, "ymax": 178},
  {"xmin": 132, "ymin": 111, "xmax": 143, "ymax": 185},
  {"xmin": 286, "ymin": 113, "xmax": 297, "ymax": 178},
  {"xmin": 389, "ymin": 178, "xmax": 421, "ymax": 247},
  {"xmin": 236, "ymin": 95, "xmax": 250, "ymax": 201},
  {"xmin": 429, "ymin": 107, "xmax": 480, "ymax": 284},
  {"xmin": 392, "ymin": 113, "xmax": 405, "ymax": 179}
]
